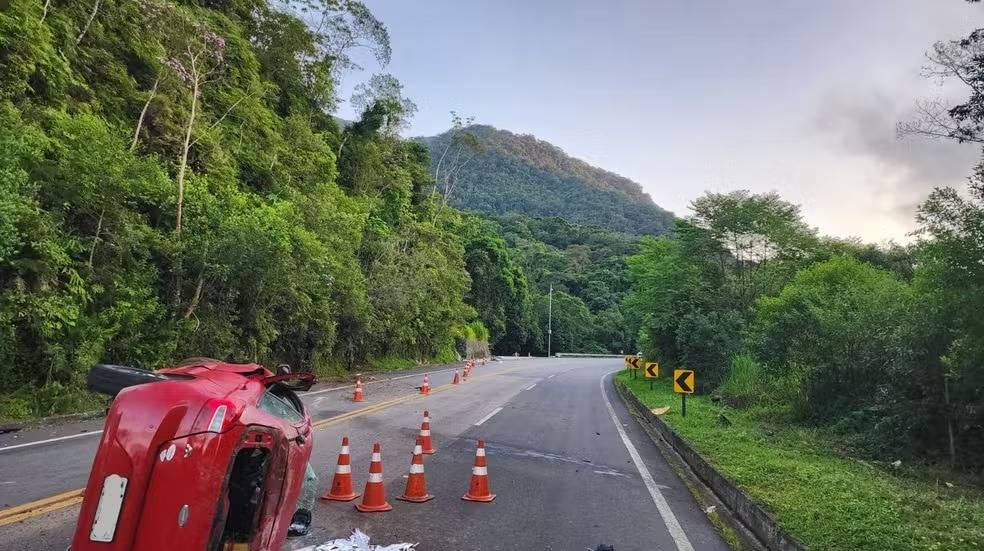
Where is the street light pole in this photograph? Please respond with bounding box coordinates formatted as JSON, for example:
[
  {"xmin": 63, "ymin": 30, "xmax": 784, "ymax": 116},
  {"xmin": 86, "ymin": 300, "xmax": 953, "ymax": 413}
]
[{"xmin": 547, "ymin": 284, "xmax": 553, "ymax": 357}]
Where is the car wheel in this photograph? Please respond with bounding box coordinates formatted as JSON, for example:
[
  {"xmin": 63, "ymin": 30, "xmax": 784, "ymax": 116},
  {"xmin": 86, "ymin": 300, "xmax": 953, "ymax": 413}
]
[{"xmin": 86, "ymin": 364, "xmax": 172, "ymax": 397}]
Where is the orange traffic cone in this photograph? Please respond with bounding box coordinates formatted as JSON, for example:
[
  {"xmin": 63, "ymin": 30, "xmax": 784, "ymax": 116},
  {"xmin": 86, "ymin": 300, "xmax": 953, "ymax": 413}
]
[
  {"xmin": 321, "ymin": 436, "xmax": 360, "ymax": 501},
  {"xmin": 420, "ymin": 373, "xmax": 430, "ymax": 395},
  {"xmin": 452, "ymin": 370, "xmax": 460, "ymax": 384},
  {"xmin": 353, "ymin": 377, "xmax": 364, "ymax": 402},
  {"xmin": 462, "ymin": 439, "xmax": 496, "ymax": 502},
  {"xmin": 419, "ymin": 410, "xmax": 436, "ymax": 454},
  {"xmin": 355, "ymin": 443, "xmax": 393, "ymax": 512},
  {"xmin": 397, "ymin": 437, "xmax": 434, "ymax": 503}
]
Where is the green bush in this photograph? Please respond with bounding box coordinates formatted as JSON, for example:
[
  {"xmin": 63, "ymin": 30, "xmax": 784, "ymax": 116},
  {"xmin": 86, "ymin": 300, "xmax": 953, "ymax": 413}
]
[
  {"xmin": 0, "ymin": 393, "xmax": 33, "ymax": 421},
  {"xmin": 467, "ymin": 320, "xmax": 490, "ymax": 342},
  {"xmin": 434, "ymin": 341, "xmax": 459, "ymax": 364},
  {"xmin": 751, "ymin": 256, "xmax": 914, "ymax": 422},
  {"xmin": 675, "ymin": 309, "xmax": 744, "ymax": 389},
  {"xmin": 717, "ymin": 354, "xmax": 762, "ymax": 408}
]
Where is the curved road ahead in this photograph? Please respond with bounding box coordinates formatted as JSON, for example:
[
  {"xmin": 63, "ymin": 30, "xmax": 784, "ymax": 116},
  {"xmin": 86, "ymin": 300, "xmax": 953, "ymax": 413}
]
[{"xmin": 0, "ymin": 357, "xmax": 728, "ymax": 550}]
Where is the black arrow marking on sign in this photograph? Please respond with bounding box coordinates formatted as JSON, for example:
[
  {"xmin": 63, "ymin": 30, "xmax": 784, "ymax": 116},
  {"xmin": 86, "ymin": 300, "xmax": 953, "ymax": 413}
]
[
  {"xmin": 645, "ymin": 364, "xmax": 657, "ymax": 377},
  {"xmin": 675, "ymin": 371, "xmax": 692, "ymax": 393}
]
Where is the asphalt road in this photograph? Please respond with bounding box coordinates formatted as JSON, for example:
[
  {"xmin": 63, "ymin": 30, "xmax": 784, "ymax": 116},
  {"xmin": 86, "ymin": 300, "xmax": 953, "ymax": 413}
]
[{"xmin": 0, "ymin": 357, "xmax": 729, "ymax": 550}]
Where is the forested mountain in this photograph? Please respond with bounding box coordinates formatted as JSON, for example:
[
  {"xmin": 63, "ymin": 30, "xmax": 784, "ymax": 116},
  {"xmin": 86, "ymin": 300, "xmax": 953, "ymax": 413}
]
[{"xmin": 419, "ymin": 125, "xmax": 675, "ymax": 235}]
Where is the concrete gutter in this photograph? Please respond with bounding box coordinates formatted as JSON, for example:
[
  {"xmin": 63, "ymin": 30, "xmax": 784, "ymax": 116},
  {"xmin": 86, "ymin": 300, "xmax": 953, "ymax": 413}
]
[{"xmin": 615, "ymin": 380, "xmax": 805, "ymax": 551}]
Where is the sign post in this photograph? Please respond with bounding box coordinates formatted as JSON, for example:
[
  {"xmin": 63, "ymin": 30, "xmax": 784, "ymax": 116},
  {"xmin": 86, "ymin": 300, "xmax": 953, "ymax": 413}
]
[
  {"xmin": 673, "ymin": 369, "xmax": 695, "ymax": 417},
  {"xmin": 644, "ymin": 362, "xmax": 659, "ymax": 390}
]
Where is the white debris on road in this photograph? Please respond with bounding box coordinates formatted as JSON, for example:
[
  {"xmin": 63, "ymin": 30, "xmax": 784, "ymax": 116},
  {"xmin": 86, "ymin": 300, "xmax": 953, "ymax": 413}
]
[{"xmin": 294, "ymin": 529, "xmax": 417, "ymax": 551}]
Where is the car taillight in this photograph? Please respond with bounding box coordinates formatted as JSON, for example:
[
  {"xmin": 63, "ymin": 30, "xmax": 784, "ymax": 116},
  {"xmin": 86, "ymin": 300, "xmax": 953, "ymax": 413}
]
[{"xmin": 193, "ymin": 398, "xmax": 244, "ymax": 434}]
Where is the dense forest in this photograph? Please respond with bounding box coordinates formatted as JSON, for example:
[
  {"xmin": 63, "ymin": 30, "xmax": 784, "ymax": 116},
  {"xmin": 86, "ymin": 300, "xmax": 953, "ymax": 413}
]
[
  {"xmin": 0, "ymin": 0, "xmax": 654, "ymax": 420},
  {"xmin": 419, "ymin": 125, "xmax": 675, "ymax": 235},
  {"xmin": 494, "ymin": 215, "xmax": 638, "ymax": 355},
  {"xmin": 624, "ymin": 188, "xmax": 983, "ymax": 469},
  {"xmin": 621, "ymin": 3, "xmax": 984, "ymax": 472}
]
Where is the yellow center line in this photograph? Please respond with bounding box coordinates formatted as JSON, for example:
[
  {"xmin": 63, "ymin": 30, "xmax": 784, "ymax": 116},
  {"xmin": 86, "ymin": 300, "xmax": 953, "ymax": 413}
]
[
  {"xmin": 0, "ymin": 488, "xmax": 85, "ymax": 527},
  {"xmin": 312, "ymin": 365, "xmax": 523, "ymax": 428},
  {"xmin": 0, "ymin": 364, "xmax": 529, "ymax": 526}
]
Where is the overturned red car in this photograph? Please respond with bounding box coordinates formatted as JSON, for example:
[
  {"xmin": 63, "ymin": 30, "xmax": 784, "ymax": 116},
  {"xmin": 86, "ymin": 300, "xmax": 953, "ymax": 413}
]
[{"xmin": 71, "ymin": 358, "xmax": 316, "ymax": 550}]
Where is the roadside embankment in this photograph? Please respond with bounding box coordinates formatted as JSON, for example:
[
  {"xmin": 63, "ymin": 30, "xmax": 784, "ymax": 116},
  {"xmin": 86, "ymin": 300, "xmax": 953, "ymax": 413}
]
[{"xmin": 616, "ymin": 371, "xmax": 984, "ymax": 551}]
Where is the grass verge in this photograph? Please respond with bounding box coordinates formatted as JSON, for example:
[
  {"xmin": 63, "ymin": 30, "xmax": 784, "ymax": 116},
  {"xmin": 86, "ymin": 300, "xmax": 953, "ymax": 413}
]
[{"xmin": 617, "ymin": 371, "xmax": 984, "ymax": 551}]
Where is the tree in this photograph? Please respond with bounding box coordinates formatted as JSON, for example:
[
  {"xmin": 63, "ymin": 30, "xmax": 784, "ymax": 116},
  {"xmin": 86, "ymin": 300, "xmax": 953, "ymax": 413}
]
[
  {"xmin": 432, "ymin": 112, "xmax": 483, "ymax": 207},
  {"xmin": 899, "ymin": 29, "xmax": 984, "ymax": 144},
  {"xmin": 350, "ymin": 73, "xmax": 417, "ymax": 135},
  {"xmin": 751, "ymin": 256, "xmax": 915, "ymax": 421},
  {"xmin": 459, "ymin": 216, "xmax": 534, "ymax": 353},
  {"xmin": 911, "ymin": 180, "xmax": 984, "ymax": 466},
  {"xmin": 162, "ymin": 27, "xmax": 226, "ymax": 237},
  {"xmin": 533, "ymin": 291, "xmax": 594, "ymax": 354},
  {"xmin": 298, "ymin": 0, "xmax": 391, "ymax": 79},
  {"xmin": 623, "ymin": 232, "xmax": 702, "ymax": 371},
  {"xmin": 624, "ymin": 192, "xmax": 817, "ymax": 388},
  {"xmin": 689, "ymin": 190, "xmax": 818, "ymax": 308},
  {"xmin": 897, "ymin": 7, "xmax": 984, "ymax": 466}
]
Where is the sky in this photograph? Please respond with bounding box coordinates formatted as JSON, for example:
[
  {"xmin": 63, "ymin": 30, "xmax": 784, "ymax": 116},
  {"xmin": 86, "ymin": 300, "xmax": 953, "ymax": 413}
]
[{"xmin": 335, "ymin": 0, "xmax": 983, "ymax": 242}]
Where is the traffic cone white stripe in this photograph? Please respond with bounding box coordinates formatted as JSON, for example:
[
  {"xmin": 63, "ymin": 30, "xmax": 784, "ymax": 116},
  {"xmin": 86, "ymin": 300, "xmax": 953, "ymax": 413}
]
[
  {"xmin": 462, "ymin": 439, "xmax": 495, "ymax": 502},
  {"xmin": 419, "ymin": 410, "xmax": 436, "ymax": 454},
  {"xmin": 322, "ymin": 436, "xmax": 360, "ymax": 501},
  {"xmin": 368, "ymin": 472, "xmax": 383, "ymax": 483},
  {"xmin": 413, "ymin": 445, "xmax": 423, "ymax": 455},
  {"xmin": 372, "ymin": 452, "xmax": 381, "ymax": 462},
  {"xmin": 409, "ymin": 463, "xmax": 425, "ymax": 474}
]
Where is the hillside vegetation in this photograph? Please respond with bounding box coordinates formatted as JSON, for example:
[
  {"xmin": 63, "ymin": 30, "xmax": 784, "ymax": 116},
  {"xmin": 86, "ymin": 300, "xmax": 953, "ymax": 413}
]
[
  {"xmin": 419, "ymin": 125, "xmax": 675, "ymax": 235},
  {"xmin": 0, "ymin": 0, "xmax": 651, "ymax": 420},
  {"xmin": 0, "ymin": 0, "xmax": 489, "ymax": 418},
  {"xmin": 623, "ymin": 187, "xmax": 984, "ymax": 470}
]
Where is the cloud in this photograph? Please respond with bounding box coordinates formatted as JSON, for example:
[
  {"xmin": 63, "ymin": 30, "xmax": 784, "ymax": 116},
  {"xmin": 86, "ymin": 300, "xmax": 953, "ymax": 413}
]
[{"xmin": 810, "ymin": 89, "xmax": 980, "ymax": 222}]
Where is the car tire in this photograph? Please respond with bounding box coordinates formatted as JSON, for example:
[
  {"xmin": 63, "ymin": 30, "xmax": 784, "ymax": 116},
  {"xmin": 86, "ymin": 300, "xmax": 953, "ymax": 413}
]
[{"xmin": 86, "ymin": 364, "xmax": 171, "ymax": 397}]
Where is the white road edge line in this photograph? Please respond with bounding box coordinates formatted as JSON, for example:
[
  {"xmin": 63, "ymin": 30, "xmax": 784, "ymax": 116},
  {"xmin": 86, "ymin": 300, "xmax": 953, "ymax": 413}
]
[
  {"xmin": 599, "ymin": 371, "xmax": 695, "ymax": 551},
  {"xmin": 0, "ymin": 362, "xmax": 497, "ymax": 453},
  {"xmin": 547, "ymin": 374, "xmax": 556, "ymax": 379},
  {"xmin": 474, "ymin": 407, "xmax": 504, "ymax": 426},
  {"xmin": 524, "ymin": 383, "xmax": 537, "ymax": 391},
  {"xmin": 301, "ymin": 366, "xmax": 460, "ymax": 397},
  {"xmin": 0, "ymin": 430, "xmax": 103, "ymax": 453},
  {"xmin": 1, "ymin": 361, "xmax": 513, "ymax": 453}
]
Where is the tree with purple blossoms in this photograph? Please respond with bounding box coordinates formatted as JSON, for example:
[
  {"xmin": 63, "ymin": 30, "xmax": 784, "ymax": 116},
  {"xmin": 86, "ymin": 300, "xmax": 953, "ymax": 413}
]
[{"xmin": 162, "ymin": 28, "xmax": 226, "ymax": 237}]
